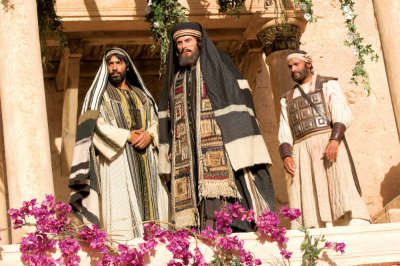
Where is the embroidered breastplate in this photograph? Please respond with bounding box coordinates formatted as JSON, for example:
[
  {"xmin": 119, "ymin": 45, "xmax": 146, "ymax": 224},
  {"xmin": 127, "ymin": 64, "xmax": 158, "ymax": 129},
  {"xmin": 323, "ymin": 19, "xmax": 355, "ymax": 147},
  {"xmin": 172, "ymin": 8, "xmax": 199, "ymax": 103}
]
[{"xmin": 286, "ymin": 88, "xmax": 331, "ymax": 140}]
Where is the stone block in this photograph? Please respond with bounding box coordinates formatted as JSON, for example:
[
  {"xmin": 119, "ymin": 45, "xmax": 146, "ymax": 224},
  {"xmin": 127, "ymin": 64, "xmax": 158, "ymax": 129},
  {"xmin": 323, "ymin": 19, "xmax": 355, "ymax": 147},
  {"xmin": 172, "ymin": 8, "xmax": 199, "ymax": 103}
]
[{"xmin": 373, "ymin": 195, "xmax": 400, "ymax": 223}]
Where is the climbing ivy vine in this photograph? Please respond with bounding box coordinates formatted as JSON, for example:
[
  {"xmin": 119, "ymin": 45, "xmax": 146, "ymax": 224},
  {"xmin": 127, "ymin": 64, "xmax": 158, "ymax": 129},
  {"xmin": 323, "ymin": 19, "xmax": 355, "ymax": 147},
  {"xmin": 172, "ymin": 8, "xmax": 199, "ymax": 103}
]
[
  {"xmin": 216, "ymin": 0, "xmax": 379, "ymax": 93},
  {"xmin": 293, "ymin": 0, "xmax": 378, "ymax": 93},
  {"xmin": 145, "ymin": 0, "xmax": 188, "ymax": 75}
]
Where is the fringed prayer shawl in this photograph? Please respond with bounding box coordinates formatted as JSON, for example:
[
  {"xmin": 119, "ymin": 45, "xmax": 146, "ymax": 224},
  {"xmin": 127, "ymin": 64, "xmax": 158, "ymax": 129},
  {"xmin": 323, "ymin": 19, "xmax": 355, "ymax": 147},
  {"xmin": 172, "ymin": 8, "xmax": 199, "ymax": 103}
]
[
  {"xmin": 69, "ymin": 48, "xmax": 166, "ymax": 236},
  {"xmin": 171, "ymin": 62, "xmax": 241, "ymax": 227}
]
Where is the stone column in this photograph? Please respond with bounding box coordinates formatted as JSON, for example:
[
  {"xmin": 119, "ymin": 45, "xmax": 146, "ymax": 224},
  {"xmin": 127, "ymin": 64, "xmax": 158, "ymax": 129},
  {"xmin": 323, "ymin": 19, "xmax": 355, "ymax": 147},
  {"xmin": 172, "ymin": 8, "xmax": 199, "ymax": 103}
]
[
  {"xmin": 257, "ymin": 19, "xmax": 303, "ymax": 120},
  {"xmin": 254, "ymin": 20, "xmax": 304, "ymax": 220},
  {"xmin": 0, "ymin": 0, "xmax": 55, "ymax": 242},
  {"xmin": 58, "ymin": 42, "xmax": 82, "ymax": 179},
  {"xmin": 372, "ymin": 0, "xmax": 400, "ymax": 140},
  {"xmin": 0, "ymin": 120, "xmax": 9, "ymax": 244},
  {"xmin": 239, "ymin": 48, "xmax": 289, "ymax": 211}
]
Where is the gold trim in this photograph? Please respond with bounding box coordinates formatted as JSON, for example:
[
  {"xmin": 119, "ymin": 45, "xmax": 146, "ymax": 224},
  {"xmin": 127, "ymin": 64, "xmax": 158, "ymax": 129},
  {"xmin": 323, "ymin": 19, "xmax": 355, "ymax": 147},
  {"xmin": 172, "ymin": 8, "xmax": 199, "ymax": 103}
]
[{"xmin": 173, "ymin": 29, "xmax": 202, "ymax": 41}]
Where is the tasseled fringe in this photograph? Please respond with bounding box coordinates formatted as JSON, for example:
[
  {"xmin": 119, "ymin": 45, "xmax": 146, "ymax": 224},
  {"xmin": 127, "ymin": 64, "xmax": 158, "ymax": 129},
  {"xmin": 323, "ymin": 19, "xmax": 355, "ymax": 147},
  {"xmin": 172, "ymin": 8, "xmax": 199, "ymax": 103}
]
[{"xmin": 198, "ymin": 180, "xmax": 242, "ymax": 200}]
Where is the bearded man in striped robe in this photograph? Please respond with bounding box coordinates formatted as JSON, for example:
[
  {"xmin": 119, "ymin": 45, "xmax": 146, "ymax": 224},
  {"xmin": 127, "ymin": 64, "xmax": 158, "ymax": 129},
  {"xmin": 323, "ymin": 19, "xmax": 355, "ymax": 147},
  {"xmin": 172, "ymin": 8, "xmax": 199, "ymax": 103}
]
[
  {"xmin": 69, "ymin": 48, "xmax": 169, "ymax": 240},
  {"xmin": 158, "ymin": 22, "xmax": 276, "ymax": 231}
]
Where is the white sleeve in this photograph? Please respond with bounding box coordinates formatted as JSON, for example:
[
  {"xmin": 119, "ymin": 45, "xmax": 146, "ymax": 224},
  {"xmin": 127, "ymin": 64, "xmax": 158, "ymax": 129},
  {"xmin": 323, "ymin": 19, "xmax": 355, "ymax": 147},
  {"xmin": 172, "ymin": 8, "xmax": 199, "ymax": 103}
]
[
  {"xmin": 324, "ymin": 80, "xmax": 352, "ymax": 128},
  {"xmin": 278, "ymin": 97, "xmax": 294, "ymax": 145},
  {"xmin": 93, "ymin": 115, "xmax": 130, "ymax": 161}
]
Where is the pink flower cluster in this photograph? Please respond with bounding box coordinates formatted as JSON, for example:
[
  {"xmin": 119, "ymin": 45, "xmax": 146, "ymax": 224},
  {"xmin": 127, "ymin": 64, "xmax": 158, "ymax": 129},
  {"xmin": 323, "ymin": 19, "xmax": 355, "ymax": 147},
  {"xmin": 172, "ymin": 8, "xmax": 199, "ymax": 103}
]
[
  {"xmin": 114, "ymin": 244, "xmax": 145, "ymax": 265},
  {"xmin": 325, "ymin": 241, "xmax": 346, "ymax": 254},
  {"xmin": 211, "ymin": 203, "xmax": 301, "ymax": 264},
  {"xmin": 57, "ymin": 238, "xmax": 80, "ymax": 266},
  {"xmin": 78, "ymin": 224, "xmax": 107, "ymax": 252},
  {"xmin": 6, "ymin": 195, "xmax": 345, "ymax": 265},
  {"xmin": 8, "ymin": 195, "xmax": 75, "ymax": 265},
  {"xmin": 280, "ymin": 206, "xmax": 302, "ymax": 221},
  {"xmin": 256, "ymin": 209, "xmax": 288, "ymax": 245},
  {"xmin": 20, "ymin": 232, "xmax": 57, "ymax": 265},
  {"xmin": 8, "ymin": 195, "xmax": 72, "ymax": 234}
]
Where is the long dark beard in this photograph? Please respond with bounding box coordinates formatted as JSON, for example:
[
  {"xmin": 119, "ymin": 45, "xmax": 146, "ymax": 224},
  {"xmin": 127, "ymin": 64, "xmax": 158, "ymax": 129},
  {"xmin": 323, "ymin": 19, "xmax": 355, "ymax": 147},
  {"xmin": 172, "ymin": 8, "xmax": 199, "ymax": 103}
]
[
  {"xmin": 108, "ymin": 70, "xmax": 127, "ymax": 86},
  {"xmin": 178, "ymin": 48, "xmax": 200, "ymax": 67}
]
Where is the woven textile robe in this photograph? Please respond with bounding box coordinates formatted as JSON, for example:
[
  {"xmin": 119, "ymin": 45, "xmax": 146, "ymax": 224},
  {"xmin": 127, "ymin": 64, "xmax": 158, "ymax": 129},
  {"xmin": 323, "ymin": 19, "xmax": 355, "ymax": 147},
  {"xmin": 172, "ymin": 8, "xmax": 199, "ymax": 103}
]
[
  {"xmin": 94, "ymin": 84, "xmax": 169, "ymax": 240},
  {"xmin": 170, "ymin": 64, "xmax": 275, "ymax": 230}
]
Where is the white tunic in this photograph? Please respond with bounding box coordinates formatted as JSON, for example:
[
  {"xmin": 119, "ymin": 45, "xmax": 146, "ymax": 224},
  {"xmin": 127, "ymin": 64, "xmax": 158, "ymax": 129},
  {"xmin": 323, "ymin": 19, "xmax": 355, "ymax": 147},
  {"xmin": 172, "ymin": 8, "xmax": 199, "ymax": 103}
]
[
  {"xmin": 93, "ymin": 90, "xmax": 169, "ymax": 241},
  {"xmin": 278, "ymin": 74, "xmax": 370, "ymax": 228}
]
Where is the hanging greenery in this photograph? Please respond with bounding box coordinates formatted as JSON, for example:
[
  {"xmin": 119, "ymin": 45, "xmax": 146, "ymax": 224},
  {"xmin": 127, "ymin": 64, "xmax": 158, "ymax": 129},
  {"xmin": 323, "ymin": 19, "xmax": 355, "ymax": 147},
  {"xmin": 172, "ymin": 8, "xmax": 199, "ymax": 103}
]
[
  {"xmin": 338, "ymin": 0, "xmax": 379, "ymax": 94},
  {"xmin": 216, "ymin": 0, "xmax": 379, "ymax": 94},
  {"xmin": 218, "ymin": 0, "xmax": 246, "ymax": 16},
  {"xmin": 293, "ymin": 0, "xmax": 317, "ymax": 22},
  {"xmin": 0, "ymin": 0, "xmax": 66, "ymax": 68},
  {"xmin": 36, "ymin": 0, "xmax": 67, "ymax": 68},
  {"xmin": 145, "ymin": 0, "xmax": 188, "ymax": 75},
  {"xmin": 293, "ymin": 0, "xmax": 378, "ymax": 93}
]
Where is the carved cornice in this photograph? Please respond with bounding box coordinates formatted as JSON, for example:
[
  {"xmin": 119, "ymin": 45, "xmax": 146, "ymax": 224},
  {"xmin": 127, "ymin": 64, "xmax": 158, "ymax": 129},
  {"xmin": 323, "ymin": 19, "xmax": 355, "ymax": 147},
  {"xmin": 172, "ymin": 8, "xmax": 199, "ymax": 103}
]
[{"xmin": 257, "ymin": 23, "xmax": 301, "ymax": 55}]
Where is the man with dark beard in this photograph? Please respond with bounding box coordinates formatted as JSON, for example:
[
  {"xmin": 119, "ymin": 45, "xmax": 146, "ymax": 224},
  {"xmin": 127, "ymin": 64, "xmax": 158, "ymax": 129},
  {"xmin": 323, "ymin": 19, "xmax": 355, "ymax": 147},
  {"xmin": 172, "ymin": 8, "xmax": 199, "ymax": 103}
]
[
  {"xmin": 278, "ymin": 50, "xmax": 370, "ymax": 229},
  {"xmin": 158, "ymin": 22, "xmax": 275, "ymax": 231},
  {"xmin": 69, "ymin": 48, "xmax": 169, "ymax": 240}
]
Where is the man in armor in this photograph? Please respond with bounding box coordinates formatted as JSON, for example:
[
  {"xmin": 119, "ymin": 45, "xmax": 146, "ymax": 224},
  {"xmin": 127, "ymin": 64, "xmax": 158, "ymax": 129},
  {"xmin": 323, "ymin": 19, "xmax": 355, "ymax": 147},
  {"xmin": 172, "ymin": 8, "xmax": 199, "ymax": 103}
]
[{"xmin": 278, "ymin": 50, "xmax": 370, "ymax": 228}]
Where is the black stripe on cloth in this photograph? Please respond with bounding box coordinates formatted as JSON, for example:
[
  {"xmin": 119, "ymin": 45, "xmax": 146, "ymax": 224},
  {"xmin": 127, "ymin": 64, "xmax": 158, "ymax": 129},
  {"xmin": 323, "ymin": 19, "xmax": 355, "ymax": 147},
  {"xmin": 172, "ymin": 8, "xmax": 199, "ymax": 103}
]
[
  {"xmin": 69, "ymin": 185, "xmax": 90, "ymax": 196},
  {"xmin": 81, "ymin": 205, "xmax": 101, "ymax": 226},
  {"xmin": 70, "ymin": 162, "xmax": 90, "ymax": 174},
  {"xmin": 214, "ymin": 112, "xmax": 260, "ymax": 143},
  {"xmin": 76, "ymin": 120, "xmax": 97, "ymax": 141},
  {"xmin": 73, "ymin": 211, "xmax": 83, "ymax": 222},
  {"xmin": 89, "ymin": 152, "xmax": 99, "ymax": 192},
  {"xmin": 159, "ymin": 117, "xmax": 170, "ymax": 144},
  {"xmin": 69, "ymin": 174, "xmax": 90, "ymax": 185}
]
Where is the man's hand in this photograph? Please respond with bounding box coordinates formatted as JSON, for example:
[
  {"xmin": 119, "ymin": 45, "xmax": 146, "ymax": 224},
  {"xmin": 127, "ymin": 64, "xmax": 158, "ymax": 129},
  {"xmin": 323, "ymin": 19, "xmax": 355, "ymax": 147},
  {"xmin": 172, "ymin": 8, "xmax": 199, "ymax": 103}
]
[
  {"xmin": 131, "ymin": 129, "xmax": 152, "ymax": 150},
  {"xmin": 130, "ymin": 129, "xmax": 144, "ymax": 144},
  {"xmin": 283, "ymin": 157, "xmax": 296, "ymax": 176},
  {"xmin": 324, "ymin": 139, "xmax": 339, "ymax": 162}
]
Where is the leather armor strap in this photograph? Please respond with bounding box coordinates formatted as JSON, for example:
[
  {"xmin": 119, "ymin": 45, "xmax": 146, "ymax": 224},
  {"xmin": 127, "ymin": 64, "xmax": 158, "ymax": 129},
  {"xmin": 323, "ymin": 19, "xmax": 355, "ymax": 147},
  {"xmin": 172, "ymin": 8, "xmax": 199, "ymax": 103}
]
[
  {"xmin": 296, "ymin": 84, "xmax": 332, "ymax": 125},
  {"xmin": 279, "ymin": 143, "xmax": 292, "ymax": 160},
  {"xmin": 330, "ymin": 122, "xmax": 346, "ymax": 141}
]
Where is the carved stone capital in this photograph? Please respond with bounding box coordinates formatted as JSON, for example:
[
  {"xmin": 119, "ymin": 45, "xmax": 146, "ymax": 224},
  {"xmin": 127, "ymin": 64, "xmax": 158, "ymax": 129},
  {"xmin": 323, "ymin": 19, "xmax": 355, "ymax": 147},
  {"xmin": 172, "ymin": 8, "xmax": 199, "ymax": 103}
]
[{"xmin": 257, "ymin": 23, "xmax": 301, "ymax": 55}]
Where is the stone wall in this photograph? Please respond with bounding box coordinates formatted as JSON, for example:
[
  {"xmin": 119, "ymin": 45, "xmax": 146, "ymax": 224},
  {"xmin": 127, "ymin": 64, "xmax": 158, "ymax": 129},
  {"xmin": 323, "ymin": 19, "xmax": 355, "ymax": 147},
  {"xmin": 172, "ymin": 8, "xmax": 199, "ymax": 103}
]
[{"xmin": 297, "ymin": 0, "xmax": 400, "ymax": 218}]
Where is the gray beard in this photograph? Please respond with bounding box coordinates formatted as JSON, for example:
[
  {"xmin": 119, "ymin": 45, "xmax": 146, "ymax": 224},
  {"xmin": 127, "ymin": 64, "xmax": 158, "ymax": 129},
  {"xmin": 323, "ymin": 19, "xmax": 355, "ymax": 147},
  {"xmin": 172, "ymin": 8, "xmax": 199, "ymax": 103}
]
[{"xmin": 178, "ymin": 49, "xmax": 200, "ymax": 67}]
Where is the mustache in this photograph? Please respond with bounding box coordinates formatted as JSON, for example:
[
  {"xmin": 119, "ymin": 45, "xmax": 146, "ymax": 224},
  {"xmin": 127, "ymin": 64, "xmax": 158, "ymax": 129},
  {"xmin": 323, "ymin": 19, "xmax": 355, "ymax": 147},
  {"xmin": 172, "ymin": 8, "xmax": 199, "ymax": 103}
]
[{"xmin": 180, "ymin": 48, "xmax": 192, "ymax": 54}]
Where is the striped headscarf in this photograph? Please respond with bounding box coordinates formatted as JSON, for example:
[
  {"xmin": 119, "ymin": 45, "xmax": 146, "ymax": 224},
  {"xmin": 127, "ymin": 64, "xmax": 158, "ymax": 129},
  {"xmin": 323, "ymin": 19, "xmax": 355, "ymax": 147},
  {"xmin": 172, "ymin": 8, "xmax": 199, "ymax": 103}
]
[{"xmin": 81, "ymin": 48, "xmax": 157, "ymax": 113}]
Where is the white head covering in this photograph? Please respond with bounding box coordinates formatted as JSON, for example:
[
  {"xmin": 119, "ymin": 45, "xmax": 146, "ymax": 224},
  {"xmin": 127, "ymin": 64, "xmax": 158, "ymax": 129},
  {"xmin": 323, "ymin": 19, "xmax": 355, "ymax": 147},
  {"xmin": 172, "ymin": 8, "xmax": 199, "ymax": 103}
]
[{"xmin": 286, "ymin": 51, "xmax": 312, "ymax": 64}]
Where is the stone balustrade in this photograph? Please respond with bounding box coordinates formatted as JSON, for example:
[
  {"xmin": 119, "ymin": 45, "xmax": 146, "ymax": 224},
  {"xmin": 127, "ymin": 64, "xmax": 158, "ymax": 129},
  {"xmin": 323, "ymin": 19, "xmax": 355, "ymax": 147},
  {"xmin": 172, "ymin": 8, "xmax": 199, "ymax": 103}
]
[{"xmin": 1, "ymin": 223, "xmax": 400, "ymax": 265}]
